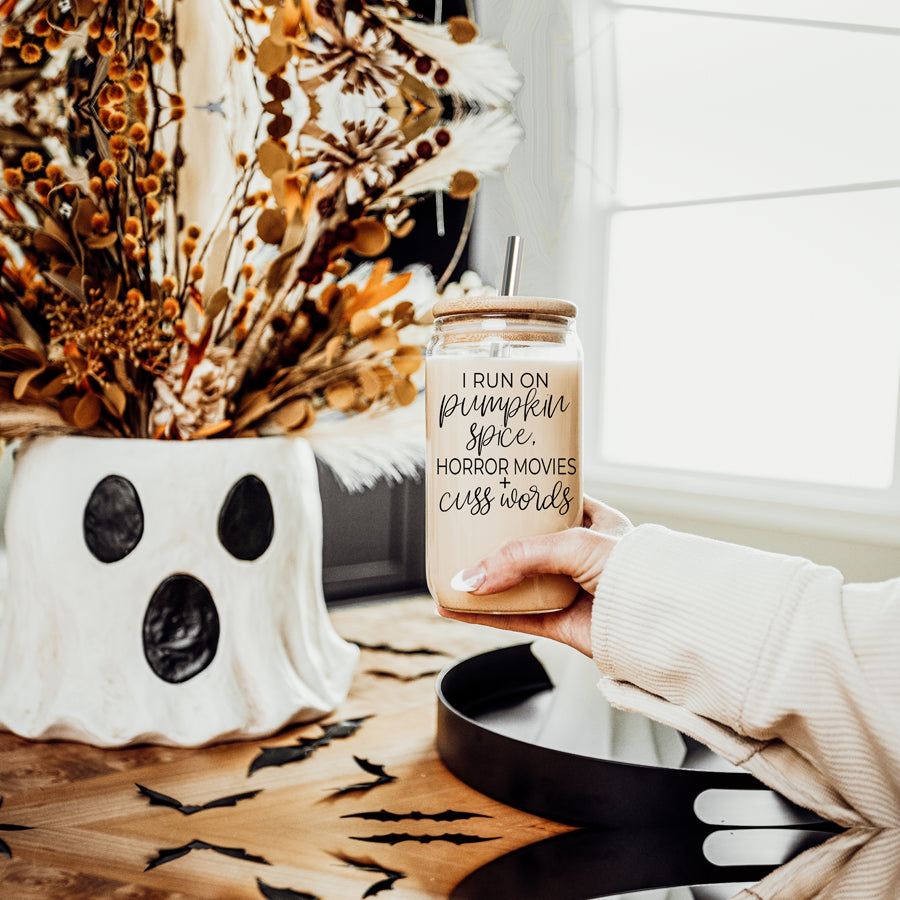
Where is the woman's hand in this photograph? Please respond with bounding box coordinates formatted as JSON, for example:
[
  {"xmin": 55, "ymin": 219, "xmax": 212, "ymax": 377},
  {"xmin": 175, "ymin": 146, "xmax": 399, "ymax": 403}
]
[{"xmin": 436, "ymin": 497, "xmax": 632, "ymax": 657}]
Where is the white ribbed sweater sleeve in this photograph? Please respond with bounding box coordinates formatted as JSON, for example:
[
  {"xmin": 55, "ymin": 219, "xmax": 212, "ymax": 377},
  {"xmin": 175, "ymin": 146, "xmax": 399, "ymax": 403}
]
[{"xmin": 590, "ymin": 524, "xmax": 900, "ymax": 828}]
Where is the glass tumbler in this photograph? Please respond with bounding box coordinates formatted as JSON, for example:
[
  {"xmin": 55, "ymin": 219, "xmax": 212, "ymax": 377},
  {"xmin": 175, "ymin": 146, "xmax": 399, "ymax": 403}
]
[{"xmin": 426, "ymin": 296, "xmax": 583, "ymax": 613}]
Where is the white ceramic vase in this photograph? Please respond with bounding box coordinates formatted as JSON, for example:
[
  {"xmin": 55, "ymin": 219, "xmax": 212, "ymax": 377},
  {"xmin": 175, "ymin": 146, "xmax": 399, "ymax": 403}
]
[{"xmin": 0, "ymin": 435, "xmax": 358, "ymax": 747}]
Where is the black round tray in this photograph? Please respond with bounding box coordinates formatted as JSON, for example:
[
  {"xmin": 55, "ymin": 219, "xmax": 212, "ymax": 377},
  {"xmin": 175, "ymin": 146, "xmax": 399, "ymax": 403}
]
[
  {"xmin": 437, "ymin": 644, "xmax": 837, "ymax": 899},
  {"xmin": 437, "ymin": 642, "xmax": 765, "ymax": 828}
]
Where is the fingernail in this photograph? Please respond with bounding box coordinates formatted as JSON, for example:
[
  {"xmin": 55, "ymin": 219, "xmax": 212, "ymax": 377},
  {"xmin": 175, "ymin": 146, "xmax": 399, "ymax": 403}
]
[{"xmin": 450, "ymin": 566, "xmax": 486, "ymax": 593}]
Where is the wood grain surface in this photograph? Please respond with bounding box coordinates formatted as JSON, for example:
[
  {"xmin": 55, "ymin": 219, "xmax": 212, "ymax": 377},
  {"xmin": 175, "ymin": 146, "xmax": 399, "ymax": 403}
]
[{"xmin": 0, "ymin": 596, "xmax": 572, "ymax": 898}]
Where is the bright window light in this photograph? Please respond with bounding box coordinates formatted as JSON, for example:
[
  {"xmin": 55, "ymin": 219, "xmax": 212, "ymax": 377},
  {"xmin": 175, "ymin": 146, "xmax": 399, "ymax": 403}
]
[
  {"xmin": 615, "ymin": 0, "xmax": 900, "ymax": 29},
  {"xmin": 614, "ymin": 10, "xmax": 900, "ymax": 205},
  {"xmin": 601, "ymin": 190, "xmax": 900, "ymax": 488},
  {"xmin": 594, "ymin": 7, "xmax": 900, "ymax": 492}
]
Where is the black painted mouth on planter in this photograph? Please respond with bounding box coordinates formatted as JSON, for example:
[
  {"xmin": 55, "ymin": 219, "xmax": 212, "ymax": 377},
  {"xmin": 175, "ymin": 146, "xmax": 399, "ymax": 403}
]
[{"xmin": 143, "ymin": 573, "xmax": 220, "ymax": 684}]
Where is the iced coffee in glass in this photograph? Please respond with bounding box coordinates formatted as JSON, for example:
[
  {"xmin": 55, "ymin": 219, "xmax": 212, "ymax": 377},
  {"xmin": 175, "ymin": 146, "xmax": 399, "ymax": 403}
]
[{"xmin": 426, "ymin": 296, "xmax": 583, "ymax": 613}]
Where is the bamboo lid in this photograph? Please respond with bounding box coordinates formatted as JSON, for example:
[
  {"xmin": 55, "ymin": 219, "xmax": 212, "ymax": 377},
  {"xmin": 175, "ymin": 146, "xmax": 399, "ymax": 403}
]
[{"xmin": 432, "ymin": 296, "xmax": 577, "ymax": 319}]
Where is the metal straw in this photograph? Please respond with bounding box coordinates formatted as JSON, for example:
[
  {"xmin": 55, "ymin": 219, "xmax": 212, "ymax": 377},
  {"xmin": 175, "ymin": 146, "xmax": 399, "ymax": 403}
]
[{"xmin": 500, "ymin": 235, "xmax": 523, "ymax": 295}]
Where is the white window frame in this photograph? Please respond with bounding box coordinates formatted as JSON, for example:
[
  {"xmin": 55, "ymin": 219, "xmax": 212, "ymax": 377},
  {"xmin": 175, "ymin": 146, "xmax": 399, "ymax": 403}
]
[{"xmin": 564, "ymin": 0, "xmax": 900, "ymax": 547}]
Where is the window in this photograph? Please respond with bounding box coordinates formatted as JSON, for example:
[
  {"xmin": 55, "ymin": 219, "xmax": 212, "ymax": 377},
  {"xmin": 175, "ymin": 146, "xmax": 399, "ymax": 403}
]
[{"xmin": 564, "ymin": 1, "xmax": 900, "ymax": 537}]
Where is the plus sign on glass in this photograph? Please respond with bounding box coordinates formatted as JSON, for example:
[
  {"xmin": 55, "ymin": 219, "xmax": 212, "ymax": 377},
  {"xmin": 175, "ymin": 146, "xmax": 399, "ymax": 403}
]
[{"xmin": 425, "ymin": 242, "xmax": 583, "ymax": 614}]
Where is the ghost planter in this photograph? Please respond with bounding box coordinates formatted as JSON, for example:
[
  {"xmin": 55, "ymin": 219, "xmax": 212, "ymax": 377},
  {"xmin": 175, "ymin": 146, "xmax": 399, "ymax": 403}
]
[{"xmin": 0, "ymin": 435, "xmax": 358, "ymax": 747}]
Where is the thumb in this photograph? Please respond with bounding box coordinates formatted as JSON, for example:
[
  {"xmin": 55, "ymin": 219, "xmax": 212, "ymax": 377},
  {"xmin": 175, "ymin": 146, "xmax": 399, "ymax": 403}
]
[{"xmin": 451, "ymin": 527, "xmax": 615, "ymax": 597}]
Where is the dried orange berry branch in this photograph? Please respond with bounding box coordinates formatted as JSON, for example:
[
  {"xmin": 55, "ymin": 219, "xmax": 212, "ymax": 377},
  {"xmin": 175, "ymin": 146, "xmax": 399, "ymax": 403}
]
[{"xmin": 0, "ymin": 0, "xmax": 521, "ymax": 445}]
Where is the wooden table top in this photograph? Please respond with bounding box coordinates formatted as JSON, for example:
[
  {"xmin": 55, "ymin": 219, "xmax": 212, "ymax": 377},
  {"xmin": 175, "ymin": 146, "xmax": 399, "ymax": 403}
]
[{"xmin": 0, "ymin": 596, "xmax": 573, "ymax": 899}]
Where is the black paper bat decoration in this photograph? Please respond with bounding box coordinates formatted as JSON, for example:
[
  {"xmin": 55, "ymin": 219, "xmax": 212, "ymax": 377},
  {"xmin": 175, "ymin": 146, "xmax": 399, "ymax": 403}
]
[
  {"xmin": 256, "ymin": 877, "xmax": 320, "ymax": 900},
  {"xmin": 342, "ymin": 809, "xmax": 490, "ymax": 822},
  {"xmin": 145, "ymin": 839, "xmax": 271, "ymax": 871},
  {"xmin": 364, "ymin": 873, "xmax": 405, "ymax": 898},
  {"xmin": 136, "ymin": 783, "xmax": 262, "ymax": 815},
  {"xmin": 0, "ymin": 829, "xmax": 30, "ymax": 860},
  {"xmin": 331, "ymin": 756, "xmax": 397, "ymax": 796},
  {"xmin": 351, "ymin": 833, "xmax": 498, "ymax": 846},
  {"xmin": 248, "ymin": 716, "xmax": 371, "ymax": 776},
  {"xmin": 0, "ymin": 796, "xmax": 32, "ymax": 859},
  {"xmin": 334, "ymin": 853, "xmax": 406, "ymax": 898},
  {"xmin": 364, "ymin": 668, "xmax": 443, "ymax": 682},
  {"xmin": 351, "ymin": 641, "xmax": 447, "ymax": 657}
]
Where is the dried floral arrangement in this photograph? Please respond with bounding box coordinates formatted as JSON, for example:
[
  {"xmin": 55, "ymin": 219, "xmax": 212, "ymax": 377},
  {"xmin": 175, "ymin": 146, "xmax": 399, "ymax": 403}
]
[{"xmin": 0, "ymin": 0, "xmax": 520, "ymax": 468}]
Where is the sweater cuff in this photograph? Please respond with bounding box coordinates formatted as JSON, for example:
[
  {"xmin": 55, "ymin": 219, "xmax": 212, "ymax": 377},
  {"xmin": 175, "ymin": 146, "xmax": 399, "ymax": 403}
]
[{"xmin": 591, "ymin": 524, "xmax": 810, "ymax": 732}]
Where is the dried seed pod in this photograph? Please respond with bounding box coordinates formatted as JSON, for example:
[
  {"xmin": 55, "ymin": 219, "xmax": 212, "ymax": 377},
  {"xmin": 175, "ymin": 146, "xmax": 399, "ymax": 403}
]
[
  {"xmin": 39, "ymin": 373, "xmax": 68, "ymax": 399},
  {"xmin": 391, "ymin": 301, "xmax": 415, "ymax": 326},
  {"xmin": 0, "ymin": 298, "xmax": 49, "ymax": 352},
  {"xmin": 357, "ymin": 365, "xmax": 384, "ymax": 401},
  {"xmin": 32, "ymin": 229, "xmax": 72, "ymax": 259},
  {"xmin": 85, "ymin": 232, "xmax": 119, "ymax": 250},
  {"xmin": 113, "ymin": 359, "xmax": 138, "ymax": 394},
  {"xmin": 271, "ymin": 398, "xmax": 314, "ymax": 430},
  {"xmin": 393, "ymin": 376, "xmax": 418, "ymax": 406},
  {"xmin": 73, "ymin": 392, "xmax": 102, "ymax": 429},
  {"xmin": 266, "ymin": 7, "xmax": 289, "ymax": 45},
  {"xmin": 369, "ymin": 327, "xmax": 400, "ymax": 353},
  {"xmin": 373, "ymin": 364, "xmax": 394, "ymax": 391},
  {"xmin": 99, "ymin": 394, "xmax": 121, "ymax": 419},
  {"xmin": 449, "ymin": 170, "xmax": 479, "ymax": 200},
  {"xmin": 13, "ymin": 366, "xmax": 46, "ymax": 401},
  {"xmin": 321, "ymin": 334, "xmax": 344, "ymax": 367},
  {"xmin": 257, "ymin": 140, "xmax": 292, "ymax": 177},
  {"xmin": 205, "ymin": 286, "xmax": 231, "ymax": 320},
  {"xmin": 257, "ymin": 208, "xmax": 287, "ymax": 244},
  {"xmin": 268, "ymin": 113, "xmax": 292, "ymax": 141},
  {"xmin": 58, "ymin": 395, "xmax": 78, "ymax": 426},
  {"xmin": 393, "ymin": 218, "xmax": 415, "ymax": 239},
  {"xmin": 324, "ymin": 380, "xmax": 356, "ymax": 412},
  {"xmin": 350, "ymin": 219, "xmax": 390, "ymax": 257},
  {"xmin": 103, "ymin": 382, "xmax": 127, "ymax": 417},
  {"xmin": 350, "ymin": 310, "xmax": 381, "ymax": 340},
  {"xmin": 316, "ymin": 282, "xmax": 341, "ymax": 313},
  {"xmin": 73, "ymin": 197, "xmax": 101, "ymax": 235},
  {"xmin": 266, "ymin": 75, "xmax": 291, "ymax": 101},
  {"xmin": 392, "ymin": 345, "xmax": 423, "ymax": 375}
]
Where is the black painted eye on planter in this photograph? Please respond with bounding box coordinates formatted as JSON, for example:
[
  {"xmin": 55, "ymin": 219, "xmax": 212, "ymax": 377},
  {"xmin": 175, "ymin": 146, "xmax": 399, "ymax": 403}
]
[
  {"xmin": 143, "ymin": 574, "xmax": 220, "ymax": 684},
  {"xmin": 217, "ymin": 474, "xmax": 275, "ymax": 561},
  {"xmin": 83, "ymin": 474, "xmax": 144, "ymax": 563}
]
